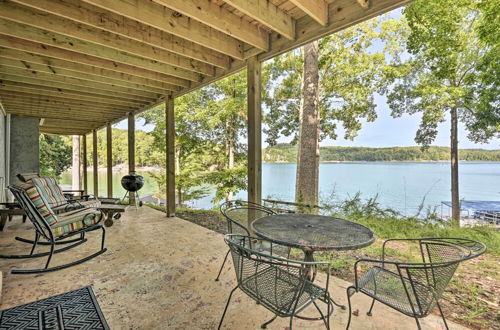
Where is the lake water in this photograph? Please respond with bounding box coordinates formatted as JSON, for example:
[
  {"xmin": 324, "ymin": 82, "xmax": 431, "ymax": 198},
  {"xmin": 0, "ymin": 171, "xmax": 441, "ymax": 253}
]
[{"xmin": 61, "ymin": 162, "xmax": 499, "ymax": 216}]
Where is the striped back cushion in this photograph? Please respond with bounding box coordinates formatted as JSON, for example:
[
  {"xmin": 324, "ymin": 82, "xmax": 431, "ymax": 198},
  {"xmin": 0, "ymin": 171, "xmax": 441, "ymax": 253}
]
[
  {"xmin": 12, "ymin": 182, "xmax": 58, "ymax": 226},
  {"xmin": 30, "ymin": 177, "xmax": 67, "ymax": 208}
]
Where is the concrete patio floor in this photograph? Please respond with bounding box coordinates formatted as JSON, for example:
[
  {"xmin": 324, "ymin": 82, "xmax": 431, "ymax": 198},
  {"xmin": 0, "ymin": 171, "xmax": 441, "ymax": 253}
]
[{"xmin": 0, "ymin": 207, "xmax": 467, "ymax": 329}]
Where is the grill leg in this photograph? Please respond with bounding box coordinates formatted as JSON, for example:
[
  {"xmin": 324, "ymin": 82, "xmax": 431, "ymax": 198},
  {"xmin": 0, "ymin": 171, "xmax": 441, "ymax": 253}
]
[
  {"xmin": 215, "ymin": 249, "xmax": 230, "ymax": 281},
  {"xmin": 218, "ymin": 286, "xmax": 238, "ymax": 330},
  {"xmin": 260, "ymin": 314, "xmax": 277, "ymax": 329}
]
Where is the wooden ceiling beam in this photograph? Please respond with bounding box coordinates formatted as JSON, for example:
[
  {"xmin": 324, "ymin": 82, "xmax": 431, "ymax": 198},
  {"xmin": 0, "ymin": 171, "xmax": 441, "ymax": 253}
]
[
  {"xmin": 0, "ymin": 80, "xmax": 147, "ymax": 106},
  {"xmin": 81, "ymin": 0, "xmax": 245, "ymax": 60},
  {"xmin": 0, "ymin": 36, "xmax": 190, "ymax": 88},
  {"xmin": 0, "ymin": 48, "xmax": 180, "ymax": 92},
  {"xmin": 4, "ymin": 113, "xmax": 104, "ymax": 124},
  {"xmin": 11, "ymin": 0, "xmax": 229, "ymax": 69},
  {"xmin": 0, "ymin": 57, "xmax": 176, "ymax": 94},
  {"xmin": 0, "ymin": 56, "xmax": 179, "ymax": 94},
  {"xmin": 0, "ymin": 73, "xmax": 154, "ymax": 103},
  {"xmin": 2, "ymin": 107, "xmax": 120, "ymax": 120},
  {"xmin": 289, "ymin": 0, "xmax": 328, "ymax": 25},
  {"xmin": 40, "ymin": 127, "xmax": 93, "ymax": 135},
  {"xmin": 152, "ymin": 0, "xmax": 269, "ymax": 51},
  {"xmin": 0, "ymin": 90, "xmax": 135, "ymax": 111},
  {"xmin": 2, "ymin": 2, "xmax": 214, "ymax": 78},
  {"xmin": 0, "ymin": 67, "xmax": 158, "ymax": 101},
  {"xmin": 224, "ymin": 0, "xmax": 295, "ymax": 40},
  {"xmin": 0, "ymin": 98, "xmax": 131, "ymax": 114},
  {"xmin": 0, "ymin": 18, "xmax": 203, "ymax": 82}
]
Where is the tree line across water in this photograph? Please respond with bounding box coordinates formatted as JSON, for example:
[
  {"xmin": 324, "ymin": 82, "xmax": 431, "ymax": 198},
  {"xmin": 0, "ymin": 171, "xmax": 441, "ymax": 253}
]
[{"xmin": 264, "ymin": 143, "xmax": 500, "ymax": 163}]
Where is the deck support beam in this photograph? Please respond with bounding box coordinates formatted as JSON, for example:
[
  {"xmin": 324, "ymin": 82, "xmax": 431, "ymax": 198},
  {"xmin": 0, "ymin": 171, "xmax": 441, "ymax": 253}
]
[
  {"xmin": 247, "ymin": 57, "xmax": 262, "ymax": 229},
  {"xmin": 82, "ymin": 134, "xmax": 88, "ymax": 195},
  {"xmin": 92, "ymin": 129, "xmax": 98, "ymax": 197},
  {"xmin": 106, "ymin": 123, "xmax": 113, "ymax": 198},
  {"xmin": 165, "ymin": 95, "xmax": 175, "ymax": 217},
  {"xmin": 128, "ymin": 112, "xmax": 136, "ymax": 205}
]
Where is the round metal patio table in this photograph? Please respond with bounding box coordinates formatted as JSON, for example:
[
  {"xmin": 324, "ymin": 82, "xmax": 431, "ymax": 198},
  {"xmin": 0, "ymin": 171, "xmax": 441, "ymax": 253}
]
[{"xmin": 251, "ymin": 213, "xmax": 375, "ymax": 314}]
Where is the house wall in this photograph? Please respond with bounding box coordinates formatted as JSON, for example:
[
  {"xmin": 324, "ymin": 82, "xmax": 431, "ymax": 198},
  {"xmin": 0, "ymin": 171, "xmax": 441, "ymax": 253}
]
[{"xmin": 8, "ymin": 115, "xmax": 39, "ymax": 185}]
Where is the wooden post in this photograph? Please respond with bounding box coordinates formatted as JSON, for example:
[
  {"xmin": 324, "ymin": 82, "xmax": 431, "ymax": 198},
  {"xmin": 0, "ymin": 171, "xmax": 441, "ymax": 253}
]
[
  {"xmin": 82, "ymin": 134, "xmax": 88, "ymax": 195},
  {"xmin": 165, "ymin": 95, "xmax": 175, "ymax": 217},
  {"xmin": 71, "ymin": 135, "xmax": 80, "ymax": 190},
  {"xmin": 106, "ymin": 123, "xmax": 113, "ymax": 198},
  {"xmin": 92, "ymin": 129, "xmax": 98, "ymax": 197},
  {"xmin": 128, "ymin": 112, "xmax": 136, "ymax": 205},
  {"xmin": 247, "ymin": 57, "xmax": 262, "ymax": 229}
]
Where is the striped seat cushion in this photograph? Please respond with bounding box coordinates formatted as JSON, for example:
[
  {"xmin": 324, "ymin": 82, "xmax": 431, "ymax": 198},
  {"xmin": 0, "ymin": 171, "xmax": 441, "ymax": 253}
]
[
  {"xmin": 52, "ymin": 208, "xmax": 102, "ymax": 237},
  {"xmin": 51, "ymin": 199, "xmax": 102, "ymax": 213},
  {"xmin": 12, "ymin": 182, "xmax": 58, "ymax": 226},
  {"xmin": 30, "ymin": 177, "xmax": 67, "ymax": 208}
]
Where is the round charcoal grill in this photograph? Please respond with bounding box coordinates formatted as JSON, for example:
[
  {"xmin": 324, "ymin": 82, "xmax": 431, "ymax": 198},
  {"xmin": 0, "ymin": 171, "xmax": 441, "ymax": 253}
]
[{"xmin": 121, "ymin": 172, "xmax": 144, "ymax": 207}]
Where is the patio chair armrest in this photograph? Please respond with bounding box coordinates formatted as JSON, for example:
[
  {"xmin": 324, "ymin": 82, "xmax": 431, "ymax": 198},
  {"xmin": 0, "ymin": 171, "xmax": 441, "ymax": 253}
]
[
  {"xmin": 352, "ymin": 258, "xmax": 400, "ymax": 290},
  {"xmin": 381, "ymin": 238, "xmax": 425, "ymax": 261}
]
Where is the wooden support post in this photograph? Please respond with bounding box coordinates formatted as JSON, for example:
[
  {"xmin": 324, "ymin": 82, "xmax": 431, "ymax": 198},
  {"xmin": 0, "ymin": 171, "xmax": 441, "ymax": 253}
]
[
  {"xmin": 165, "ymin": 95, "xmax": 176, "ymax": 217},
  {"xmin": 128, "ymin": 112, "xmax": 136, "ymax": 205},
  {"xmin": 92, "ymin": 129, "xmax": 98, "ymax": 197},
  {"xmin": 82, "ymin": 134, "xmax": 88, "ymax": 195},
  {"xmin": 71, "ymin": 135, "xmax": 80, "ymax": 191},
  {"xmin": 106, "ymin": 123, "xmax": 113, "ymax": 198},
  {"xmin": 247, "ymin": 57, "xmax": 262, "ymax": 229}
]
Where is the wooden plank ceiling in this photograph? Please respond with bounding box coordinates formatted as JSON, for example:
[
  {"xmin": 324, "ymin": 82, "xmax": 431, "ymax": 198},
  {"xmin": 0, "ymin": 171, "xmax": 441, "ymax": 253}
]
[{"xmin": 0, "ymin": 0, "xmax": 411, "ymax": 135}]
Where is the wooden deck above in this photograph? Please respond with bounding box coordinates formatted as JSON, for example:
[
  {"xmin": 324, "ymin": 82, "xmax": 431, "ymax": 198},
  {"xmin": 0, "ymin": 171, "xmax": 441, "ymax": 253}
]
[{"xmin": 0, "ymin": 0, "xmax": 411, "ymax": 135}]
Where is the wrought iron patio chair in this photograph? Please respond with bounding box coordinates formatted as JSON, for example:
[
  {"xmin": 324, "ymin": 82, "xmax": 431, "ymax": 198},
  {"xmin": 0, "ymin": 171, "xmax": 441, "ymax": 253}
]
[
  {"xmin": 0, "ymin": 183, "xmax": 107, "ymax": 274},
  {"xmin": 215, "ymin": 200, "xmax": 291, "ymax": 281},
  {"xmin": 346, "ymin": 238, "xmax": 487, "ymax": 330},
  {"xmin": 218, "ymin": 234, "xmax": 333, "ymax": 330}
]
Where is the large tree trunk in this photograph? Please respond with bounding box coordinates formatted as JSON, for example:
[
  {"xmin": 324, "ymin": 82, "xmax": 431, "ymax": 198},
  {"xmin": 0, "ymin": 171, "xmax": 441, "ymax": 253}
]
[
  {"xmin": 72, "ymin": 135, "xmax": 80, "ymax": 190},
  {"xmin": 450, "ymin": 107, "xmax": 460, "ymax": 226},
  {"xmin": 295, "ymin": 41, "xmax": 320, "ymax": 211}
]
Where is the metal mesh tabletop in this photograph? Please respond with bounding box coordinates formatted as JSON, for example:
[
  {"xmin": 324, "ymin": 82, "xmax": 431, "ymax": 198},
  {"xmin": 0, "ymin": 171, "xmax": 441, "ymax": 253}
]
[{"xmin": 251, "ymin": 214, "xmax": 375, "ymax": 251}]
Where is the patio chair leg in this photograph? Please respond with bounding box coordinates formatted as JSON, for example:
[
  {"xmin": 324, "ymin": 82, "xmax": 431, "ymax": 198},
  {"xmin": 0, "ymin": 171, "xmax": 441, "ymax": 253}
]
[
  {"xmin": 218, "ymin": 286, "xmax": 238, "ymax": 330},
  {"xmin": 260, "ymin": 314, "xmax": 277, "ymax": 329},
  {"xmin": 346, "ymin": 286, "xmax": 356, "ymax": 330},
  {"xmin": 367, "ymin": 298, "xmax": 376, "ymax": 316},
  {"xmin": 289, "ymin": 316, "xmax": 293, "ymax": 330},
  {"xmin": 44, "ymin": 242, "xmax": 55, "ymax": 269},
  {"xmin": 312, "ymin": 300, "xmax": 329, "ymax": 329},
  {"xmin": 0, "ymin": 238, "xmax": 87, "ymax": 259},
  {"xmin": 29, "ymin": 232, "xmax": 40, "ymax": 255},
  {"xmin": 414, "ymin": 317, "xmax": 422, "ymax": 330},
  {"xmin": 435, "ymin": 298, "xmax": 449, "ymax": 330},
  {"xmin": 215, "ymin": 249, "xmax": 230, "ymax": 281}
]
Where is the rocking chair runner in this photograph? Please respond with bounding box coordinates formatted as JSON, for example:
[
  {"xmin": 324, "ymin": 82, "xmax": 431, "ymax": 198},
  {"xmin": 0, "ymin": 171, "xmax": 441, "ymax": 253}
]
[
  {"xmin": 0, "ymin": 183, "xmax": 107, "ymax": 274},
  {"xmin": 345, "ymin": 237, "xmax": 486, "ymax": 330}
]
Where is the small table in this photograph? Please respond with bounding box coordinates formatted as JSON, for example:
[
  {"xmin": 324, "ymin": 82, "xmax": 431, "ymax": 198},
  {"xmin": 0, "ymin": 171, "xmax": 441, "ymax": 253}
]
[
  {"xmin": 0, "ymin": 203, "xmax": 26, "ymax": 231},
  {"xmin": 252, "ymin": 214, "xmax": 375, "ymax": 312},
  {"xmin": 98, "ymin": 204, "xmax": 127, "ymax": 227}
]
